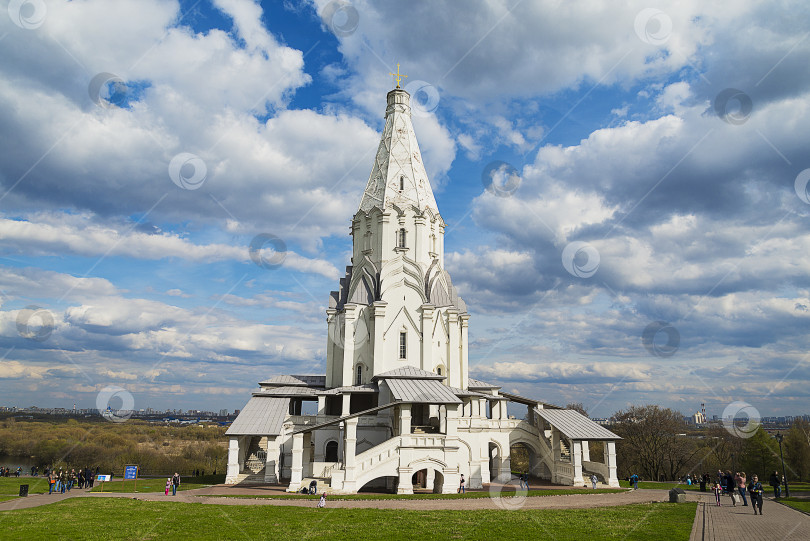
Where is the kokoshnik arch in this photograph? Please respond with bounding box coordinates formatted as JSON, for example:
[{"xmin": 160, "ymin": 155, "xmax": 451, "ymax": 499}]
[{"xmin": 226, "ymin": 83, "xmax": 622, "ymax": 493}]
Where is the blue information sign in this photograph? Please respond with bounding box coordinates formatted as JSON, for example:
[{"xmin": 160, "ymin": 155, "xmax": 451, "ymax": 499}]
[{"xmin": 124, "ymin": 466, "xmax": 138, "ymax": 480}]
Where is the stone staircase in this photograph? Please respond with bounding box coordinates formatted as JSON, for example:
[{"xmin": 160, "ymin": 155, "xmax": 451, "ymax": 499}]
[{"xmin": 234, "ymin": 471, "xmax": 266, "ymax": 484}]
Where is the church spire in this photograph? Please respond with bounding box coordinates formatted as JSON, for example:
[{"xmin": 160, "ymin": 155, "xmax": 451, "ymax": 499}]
[{"xmin": 358, "ymin": 87, "xmax": 439, "ymax": 215}]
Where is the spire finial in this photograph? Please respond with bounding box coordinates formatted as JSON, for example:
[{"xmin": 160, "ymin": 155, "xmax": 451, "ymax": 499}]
[{"xmin": 389, "ymin": 63, "xmax": 407, "ymax": 88}]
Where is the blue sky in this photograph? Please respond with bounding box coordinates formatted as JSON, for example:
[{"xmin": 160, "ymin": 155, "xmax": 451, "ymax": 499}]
[{"xmin": 1, "ymin": 0, "xmax": 809, "ymax": 419}]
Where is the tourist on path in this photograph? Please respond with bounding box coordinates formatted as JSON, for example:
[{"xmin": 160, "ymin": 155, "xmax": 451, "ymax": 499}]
[
  {"xmin": 171, "ymin": 472, "xmax": 180, "ymax": 496},
  {"xmin": 47, "ymin": 471, "xmax": 55, "ymax": 495},
  {"xmin": 630, "ymin": 473, "xmax": 639, "ymax": 490},
  {"xmin": 735, "ymin": 472, "xmax": 748, "ymax": 506},
  {"xmin": 769, "ymin": 471, "xmax": 781, "ymax": 499},
  {"xmin": 317, "ymin": 492, "xmax": 327, "ymax": 508},
  {"xmin": 165, "ymin": 478, "xmax": 171, "ymax": 496},
  {"xmin": 459, "ymin": 474, "xmax": 465, "ymax": 494},
  {"xmin": 713, "ymin": 481, "xmax": 722, "ymax": 506},
  {"xmin": 748, "ymin": 475, "xmax": 764, "ymax": 515}
]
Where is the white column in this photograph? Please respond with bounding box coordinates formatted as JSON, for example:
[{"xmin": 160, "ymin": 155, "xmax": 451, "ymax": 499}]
[
  {"xmin": 605, "ymin": 441, "xmax": 619, "ymax": 487},
  {"xmin": 446, "ymin": 309, "xmax": 460, "ymax": 388},
  {"xmin": 460, "ymin": 314, "xmax": 470, "ymax": 389},
  {"xmin": 551, "ymin": 428, "xmax": 561, "ymax": 484},
  {"xmin": 264, "ymin": 437, "xmax": 280, "ymax": 483},
  {"xmin": 420, "ymin": 304, "xmax": 434, "ymax": 372},
  {"xmin": 326, "ymin": 308, "xmax": 337, "ymax": 387},
  {"xmin": 343, "ymin": 417, "xmax": 358, "ymax": 491},
  {"xmin": 414, "ymin": 214, "xmax": 426, "ymax": 263},
  {"xmin": 372, "ymin": 301, "xmax": 386, "ymax": 375},
  {"xmin": 289, "ymin": 433, "xmax": 304, "ymax": 489},
  {"xmin": 342, "ymin": 304, "xmax": 358, "ymax": 386},
  {"xmin": 426, "ymin": 469, "xmax": 435, "ymax": 491},
  {"xmin": 399, "ymin": 404, "xmax": 412, "ymax": 435},
  {"xmin": 582, "ymin": 441, "xmax": 591, "ymax": 462},
  {"xmin": 317, "ymin": 395, "xmax": 326, "ymax": 416},
  {"xmin": 571, "ymin": 440, "xmax": 584, "ymax": 486},
  {"xmin": 226, "ymin": 437, "xmax": 240, "ymax": 484},
  {"xmin": 342, "ymin": 393, "xmax": 351, "ymax": 416}
]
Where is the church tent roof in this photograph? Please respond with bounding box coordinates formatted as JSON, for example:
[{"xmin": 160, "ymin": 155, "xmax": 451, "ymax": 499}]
[
  {"xmin": 385, "ymin": 378, "xmax": 461, "ymax": 404},
  {"xmin": 226, "ymin": 397, "xmax": 290, "ymax": 436},
  {"xmin": 374, "ymin": 367, "xmax": 445, "ymax": 380},
  {"xmin": 534, "ymin": 408, "xmax": 621, "ymax": 441}
]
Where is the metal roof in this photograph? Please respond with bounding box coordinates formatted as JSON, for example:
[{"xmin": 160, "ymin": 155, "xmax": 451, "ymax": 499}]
[
  {"xmin": 468, "ymin": 377, "xmax": 501, "ymax": 390},
  {"xmin": 386, "ymin": 378, "xmax": 462, "ymax": 404},
  {"xmin": 316, "ymin": 383, "xmax": 378, "ymax": 395},
  {"xmin": 534, "ymin": 408, "xmax": 621, "ymax": 440},
  {"xmin": 374, "ymin": 366, "xmax": 445, "ymax": 380},
  {"xmin": 447, "ymin": 386, "xmax": 490, "ymax": 398},
  {"xmin": 226, "ymin": 397, "xmax": 290, "ymax": 436},
  {"xmin": 254, "ymin": 386, "xmax": 319, "ymax": 397},
  {"xmin": 258, "ymin": 375, "xmax": 325, "ymax": 387},
  {"xmin": 500, "ymin": 391, "xmax": 560, "ymax": 409}
]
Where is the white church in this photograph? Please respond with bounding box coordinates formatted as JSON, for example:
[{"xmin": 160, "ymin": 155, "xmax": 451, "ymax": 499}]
[{"xmin": 226, "ymin": 82, "xmax": 621, "ymax": 494}]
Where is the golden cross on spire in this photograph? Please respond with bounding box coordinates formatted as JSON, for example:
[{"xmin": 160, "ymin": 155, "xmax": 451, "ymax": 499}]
[{"xmin": 389, "ymin": 63, "xmax": 407, "ymax": 88}]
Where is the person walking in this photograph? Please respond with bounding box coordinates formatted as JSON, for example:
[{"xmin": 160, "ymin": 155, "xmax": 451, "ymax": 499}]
[
  {"xmin": 590, "ymin": 474, "xmax": 598, "ymax": 489},
  {"xmin": 769, "ymin": 471, "xmax": 781, "ymax": 499},
  {"xmin": 48, "ymin": 471, "xmax": 55, "ymax": 495},
  {"xmin": 748, "ymin": 475, "xmax": 764, "ymax": 515},
  {"xmin": 736, "ymin": 472, "xmax": 748, "ymax": 506},
  {"xmin": 630, "ymin": 473, "xmax": 639, "ymax": 490},
  {"xmin": 165, "ymin": 477, "xmax": 171, "ymax": 496},
  {"xmin": 171, "ymin": 472, "xmax": 180, "ymax": 496}
]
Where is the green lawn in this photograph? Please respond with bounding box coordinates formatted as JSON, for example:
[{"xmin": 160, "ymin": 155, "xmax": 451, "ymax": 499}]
[
  {"xmin": 779, "ymin": 497, "xmax": 810, "ymax": 514},
  {"xmin": 0, "ymin": 498, "xmax": 697, "ymax": 540},
  {"xmin": 223, "ymin": 488, "xmax": 625, "ymax": 501},
  {"xmin": 89, "ymin": 478, "xmax": 216, "ymax": 494},
  {"xmin": 0, "ymin": 477, "xmax": 50, "ymax": 499},
  {"xmin": 618, "ymin": 480, "xmax": 700, "ymax": 491}
]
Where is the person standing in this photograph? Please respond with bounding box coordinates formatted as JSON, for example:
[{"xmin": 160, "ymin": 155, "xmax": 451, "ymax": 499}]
[
  {"xmin": 459, "ymin": 474, "xmax": 465, "ymax": 494},
  {"xmin": 736, "ymin": 472, "xmax": 748, "ymax": 506},
  {"xmin": 171, "ymin": 472, "xmax": 180, "ymax": 496},
  {"xmin": 48, "ymin": 471, "xmax": 55, "ymax": 495},
  {"xmin": 590, "ymin": 474, "xmax": 598, "ymax": 489},
  {"xmin": 713, "ymin": 481, "xmax": 722, "ymax": 506},
  {"xmin": 165, "ymin": 477, "xmax": 171, "ymax": 496},
  {"xmin": 630, "ymin": 473, "xmax": 639, "ymax": 490},
  {"xmin": 748, "ymin": 475, "xmax": 764, "ymax": 515},
  {"xmin": 769, "ymin": 471, "xmax": 781, "ymax": 499}
]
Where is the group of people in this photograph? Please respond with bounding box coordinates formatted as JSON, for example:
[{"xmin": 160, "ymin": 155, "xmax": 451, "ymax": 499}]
[
  {"xmin": 709, "ymin": 470, "xmax": 766, "ymax": 514},
  {"xmin": 45, "ymin": 467, "xmax": 98, "ymax": 494},
  {"xmin": 0, "ymin": 466, "xmax": 23, "ymax": 477}
]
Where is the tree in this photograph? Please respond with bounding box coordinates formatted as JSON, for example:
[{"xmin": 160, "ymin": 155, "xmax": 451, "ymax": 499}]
[
  {"xmin": 565, "ymin": 403, "xmax": 588, "ymax": 417},
  {"xmin": 611, "ymin": 405, "xmax": 699, "ymax": 481},
  {"xmin": 785, "ymin": 419, "xmax": 810, "ymax": 481}
]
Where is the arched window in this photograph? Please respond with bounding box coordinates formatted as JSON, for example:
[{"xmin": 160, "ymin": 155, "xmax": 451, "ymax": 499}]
[
  {"xmin": 399, "ymin": 331, "xmax": 407, "ymax": 359},
  {"xmin": 436, "ymin": 366, "xmax": 442, "ymax": 376},
  {"xmin": 400, "ymin": 176, "xmax": 405, "ymax": 191},
  {"xmin": 397, "ymin": 228, "xmax": 407, "ymax": 248},
  {"xmin": 325, "ymin": 441, "xmax": 339, "ymax": 462},
  {"xmin": 356, "ymin": 365, "xmax": 363, "ymax": 385}
]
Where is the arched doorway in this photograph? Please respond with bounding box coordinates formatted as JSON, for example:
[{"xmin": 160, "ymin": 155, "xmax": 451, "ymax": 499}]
[
  {"xmin": 411, "ymin": 468, "xmax": 445, "ymax": 493},
  {"xmin": 325, "ymin": 441, "xmax": 338, "ymax": 463},
  {"xmin": 489, "ymin": 442, "xmax": 501, "ymax": 481}
]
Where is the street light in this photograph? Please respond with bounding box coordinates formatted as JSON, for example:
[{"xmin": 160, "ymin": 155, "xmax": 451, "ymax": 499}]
[{"xmin": 774, "ymin": 433, "xmax": 790, "ymax": 498}]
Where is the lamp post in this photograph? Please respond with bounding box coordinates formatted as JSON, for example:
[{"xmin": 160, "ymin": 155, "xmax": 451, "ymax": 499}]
[{"xmin": 774, "ymin": 433, "xmax": 790, "ymax": 498}]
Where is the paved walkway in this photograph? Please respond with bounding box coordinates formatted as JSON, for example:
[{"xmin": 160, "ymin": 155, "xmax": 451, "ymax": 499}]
[{"xmin": 689, "ymin": 492, "xmax": 810, "ymax": 540}]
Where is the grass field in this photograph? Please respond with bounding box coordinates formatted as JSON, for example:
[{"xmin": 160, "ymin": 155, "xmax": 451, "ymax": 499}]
[
  {"xmin": 618, "ymin": 480, "xmax": 700, "ymax": 491},
  {"xmin": 0, "ymin": 498, "xmax": 697, "ymax": 540},
  {"xmin": 222, "ymin": 488, "xmax": 626, "ymax": 501},
  {"xmin": 89, "ymin": 475, "xmax": 223, "ymax": 494},
  {"xmin": 779, "ymin": 497, "xmax": 810, "ymax": 514},
  {"xmin": 0, "ymin": 477, "xmax": 49, "ymax": 498}
]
